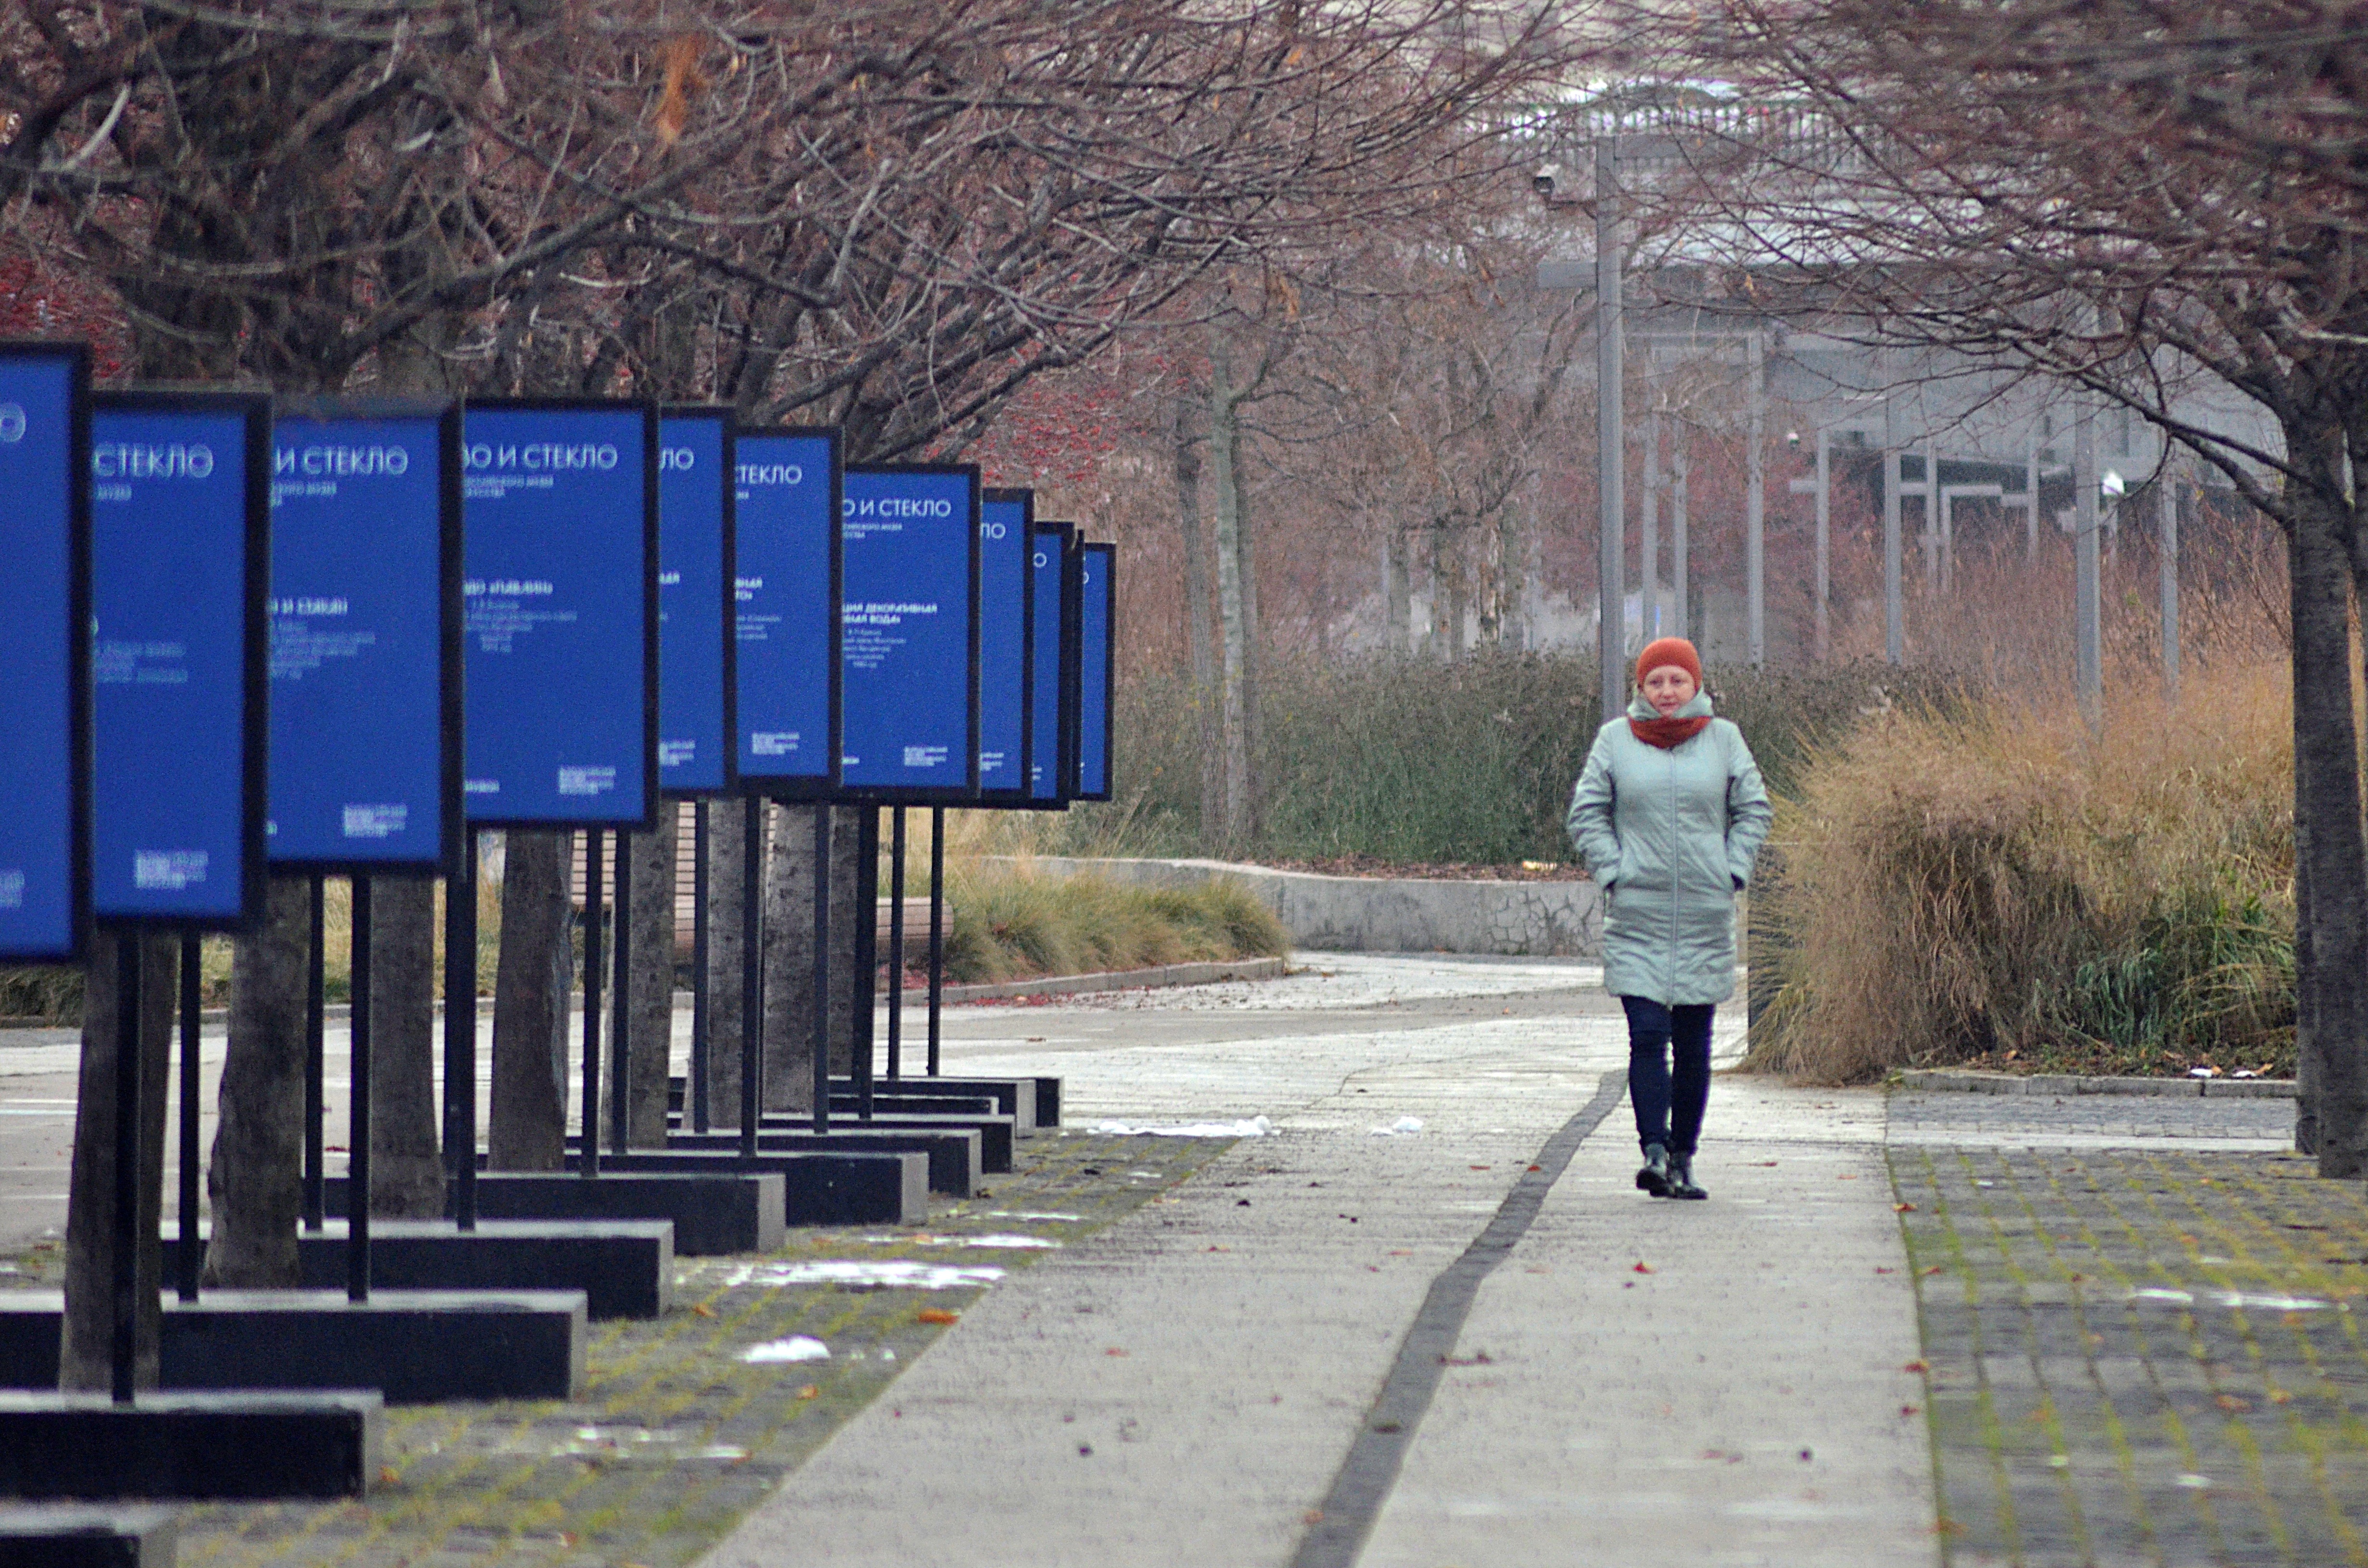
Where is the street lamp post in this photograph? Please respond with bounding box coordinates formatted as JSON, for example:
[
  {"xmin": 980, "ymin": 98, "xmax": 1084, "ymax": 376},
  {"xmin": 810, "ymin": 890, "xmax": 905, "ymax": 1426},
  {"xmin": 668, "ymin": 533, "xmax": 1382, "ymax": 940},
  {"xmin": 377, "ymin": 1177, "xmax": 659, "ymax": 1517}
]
[
  {"xmin": 1745, "ymin": 331, "xmax": 1765, "ymax": 667},
  {"xmin": 1595, "ymin": 132, "xmax": 1624, "ymax": 725},
  {"xmin": 1883, "ymin": 393, "xmax": 1903, "ymax": 664},
  {"xmin": 2159, "ymin": 462, "xmax": 2180, "ymax": 702},
  {"xmin": 2073, "ymin": 393, "xmax": 2103, "ymax": 728}
]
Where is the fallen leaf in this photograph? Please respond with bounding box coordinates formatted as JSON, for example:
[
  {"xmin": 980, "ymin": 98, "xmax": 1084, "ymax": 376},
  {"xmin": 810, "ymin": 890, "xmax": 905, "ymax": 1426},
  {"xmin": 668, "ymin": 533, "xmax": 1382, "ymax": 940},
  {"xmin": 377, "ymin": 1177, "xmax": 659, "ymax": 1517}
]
[
  {"xmin": 1303, "ymin": 1509, "xmax": 1324, "ymax": 1524},
  {"xmin": 1895, "ymin": 1203, "xmax": 1918, "ymax": 1213},
  {"xmin": 917, "ymin": 1308, "xmax": 959, "ymax": 1325},
  {"xmin": 691, "ymin": 1302, "xmax": 716, "ymax": 1319},
  {"xmin": 378, "ymin": 1466, "xmax": 399, "ymax": 1487},
  {"xmin": 1752, "ymin": 1160, "xmax": 1779, "ymax": 1166},
  {"xmin": 1105, "ymin": 1348, "xmax": 1128, "ymax": 1357},
  {"xmin": 796, "ymin": 1384, "xmax": 820, "ymax": 1400},
  {"xmin": 1207, "ymin": 1245, "xmax": 1231, "ymax": 1252},
  {"xmin": 1527, "ymin": 1164, "xmax": 1542, "ymax": 1172},
  {"xmin": 1632, "ymin": 1262, "xmax": 1654, "ymax": 1274},
  {"xmin": 1901, "ymin": 1405, "xmax": 1921, "ymax": 1417},
  {"xmin": 1837, "ymin": 1174, "xmax": 1858, "ymax": 1181},
  {"xmin": 1875, "ymin": 1267, "xmax": 1897, "ymax": 1275},
  {"xmin": 2215, "ymin": 1395, "xmax": 2251, "ymax": 1412},
  {"xmin": 2271, "ymin": 1390, "xmax": 2293, "ymax": 1405},
  {"xmin": 1903, "ymin": 1361, "xmax": 1929, "ymax": 1373},
  {"xmin": 1923, "ymin": 1266, "xmax": 1947, "ymax": 1276}
]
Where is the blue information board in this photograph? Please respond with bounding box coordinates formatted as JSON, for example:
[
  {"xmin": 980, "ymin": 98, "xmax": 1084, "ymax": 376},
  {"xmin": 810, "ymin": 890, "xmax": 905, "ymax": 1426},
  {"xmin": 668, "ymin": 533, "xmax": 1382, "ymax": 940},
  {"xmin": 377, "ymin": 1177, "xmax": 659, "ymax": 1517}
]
[
  {"xmin": 266, "ymin": 401, "xmax": 460, "ymax": 872},
  {"xmin": 90, "ymin": 392, "xmax": 270, "ymax": 929},
  {"xmin": 1077, "ymin": 541, "xmax": 1114, "ymax": 802},
  {"xmin": 659, "ymin": 408, "xmax": 734, "ymax": 796},
  {"xmin": 0, "ymin": 344, "xmax": 88, "ymax": 960},
  {"xmin": 461, "ymin": 401, "xmax": 657, "ymax": 827},
  {"xmin": 978, "ymin": 489, "xmax": 1035, "ymax": 797},
  {"xmin": 839, "ymin": 465, "xmax": 981, "ymax": 802},
  {"xmin": 1024, "ymin": 522, "xmax": 1074, "ymax": 810},
  {"xmin": 734, "ymin": 427, "xmax": 839, "ymax": 798}
]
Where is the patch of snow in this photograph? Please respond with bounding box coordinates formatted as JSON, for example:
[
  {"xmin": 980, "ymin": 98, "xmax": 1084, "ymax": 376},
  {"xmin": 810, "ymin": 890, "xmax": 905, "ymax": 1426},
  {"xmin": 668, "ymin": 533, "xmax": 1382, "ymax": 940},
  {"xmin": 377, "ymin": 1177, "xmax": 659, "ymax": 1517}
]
[
  {"xmin": 740, "ymin": 1336, "xmax": 831, "ymax": 1363},
  {"xmin": 1092, "ymin": 1115, "xmax": 1273, "ymax": 1138},
  {"xmin": 724, "ymin": 1260, "xmax": 1007, "ymax": 1291}
]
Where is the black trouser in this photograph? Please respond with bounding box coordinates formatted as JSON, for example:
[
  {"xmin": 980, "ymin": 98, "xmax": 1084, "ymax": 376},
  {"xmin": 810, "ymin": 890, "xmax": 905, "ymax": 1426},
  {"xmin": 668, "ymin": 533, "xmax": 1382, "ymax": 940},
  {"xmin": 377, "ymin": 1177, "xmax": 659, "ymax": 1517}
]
[{"xmin": 1621, "ymin": 995, "xmax": 1715, "ymax": 1157}]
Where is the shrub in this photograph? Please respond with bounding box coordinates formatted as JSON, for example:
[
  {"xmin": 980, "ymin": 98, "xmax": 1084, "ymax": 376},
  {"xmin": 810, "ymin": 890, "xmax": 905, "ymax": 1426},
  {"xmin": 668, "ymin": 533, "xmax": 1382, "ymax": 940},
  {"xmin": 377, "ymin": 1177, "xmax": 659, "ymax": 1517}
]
[
  {"xmin": 1033, "ymin": 651, "xmax": 1955, "ymax": 865},
  {"xmin": 1745, "ymin": 662, "xmax": 2294, "ymax": 1082},
  {"xmin": 939, "ymin": 869, "xmax": 1288, "ymax": 983}
]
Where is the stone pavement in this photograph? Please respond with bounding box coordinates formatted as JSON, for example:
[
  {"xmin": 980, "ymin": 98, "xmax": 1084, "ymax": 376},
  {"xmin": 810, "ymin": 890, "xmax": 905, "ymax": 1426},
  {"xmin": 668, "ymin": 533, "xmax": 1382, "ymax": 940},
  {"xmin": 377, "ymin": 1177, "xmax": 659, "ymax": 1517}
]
[
  {"xmin": 709, "ymin": 959, "xmax": 1939, "ymax": 1567},
  {"xmin": 6, "ymin": 952, "xmax": 2364, "ymax": 1568}
]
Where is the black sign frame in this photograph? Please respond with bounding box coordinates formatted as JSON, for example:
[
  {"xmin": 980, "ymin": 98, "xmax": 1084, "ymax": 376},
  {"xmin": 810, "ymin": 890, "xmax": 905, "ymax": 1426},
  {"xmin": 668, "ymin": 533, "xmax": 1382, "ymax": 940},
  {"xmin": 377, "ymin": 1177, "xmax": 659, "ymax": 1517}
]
[
  {"xmin": 460, "ymin": 396, "xmax": 662, "ymax": 833},
  {"xmin": 265, "ymin": 396, "xmax": 465, "ymax": 878},
  {"xmin": 90, "ymin": 387, "xmax": 273, "ymax": 934},
  {"xmin": 836, "ymin": 461, "xmax": 983, "ymax": 808},
  {"xmin": 1015, "ymin": 520, "xmax": 1077, "ymax": 814},
  {"xmin": 1077, "ymin": 539, "xmax": 1116, "ymax": 804},
  {"xmin": 734, "ymin": 423, "xmax": 844, "ymax": 804},
  {"xmin": 659, "ymin": 403, "xmax": 740, "ymax": 801},
  {"xmin": 979, "ymin": 486, "xmax": 1036, "ymax": 801},
  {"xmin": 0, "ymin": 341, "xmax": 91, "ymax": 962}
]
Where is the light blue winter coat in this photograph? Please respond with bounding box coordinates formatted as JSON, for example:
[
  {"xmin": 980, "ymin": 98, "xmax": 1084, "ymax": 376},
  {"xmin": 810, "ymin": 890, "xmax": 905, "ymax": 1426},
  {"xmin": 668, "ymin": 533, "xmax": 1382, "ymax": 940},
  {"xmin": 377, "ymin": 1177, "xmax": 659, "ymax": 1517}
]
[{"xmin": 1565, "ymin": 689, "xmax": 1774, "ymax": 1006}]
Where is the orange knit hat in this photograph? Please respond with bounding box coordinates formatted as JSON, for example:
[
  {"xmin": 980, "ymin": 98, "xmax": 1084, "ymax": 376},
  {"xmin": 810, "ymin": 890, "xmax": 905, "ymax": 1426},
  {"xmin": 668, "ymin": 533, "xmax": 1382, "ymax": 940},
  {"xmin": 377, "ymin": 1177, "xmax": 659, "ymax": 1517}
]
[{"xmin": 1634, "ymin": 637, "xmax": 1702, "ymax": 689}]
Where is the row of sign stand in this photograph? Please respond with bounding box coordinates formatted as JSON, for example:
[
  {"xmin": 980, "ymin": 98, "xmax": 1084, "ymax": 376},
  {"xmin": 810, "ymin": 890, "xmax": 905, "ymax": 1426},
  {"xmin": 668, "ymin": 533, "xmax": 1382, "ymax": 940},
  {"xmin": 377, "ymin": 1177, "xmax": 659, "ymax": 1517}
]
[{"xmin": 0, "ymin": 342, "xmax": 1117, "ymax": 1537}]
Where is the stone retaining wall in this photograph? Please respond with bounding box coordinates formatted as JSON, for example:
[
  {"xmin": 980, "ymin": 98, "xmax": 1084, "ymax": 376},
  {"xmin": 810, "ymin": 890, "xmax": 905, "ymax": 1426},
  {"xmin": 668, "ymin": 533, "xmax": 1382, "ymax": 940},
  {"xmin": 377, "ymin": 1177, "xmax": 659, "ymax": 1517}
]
[{"xmin": 993, "ymin": 856, "xmax": 1602, "ymax": 957}]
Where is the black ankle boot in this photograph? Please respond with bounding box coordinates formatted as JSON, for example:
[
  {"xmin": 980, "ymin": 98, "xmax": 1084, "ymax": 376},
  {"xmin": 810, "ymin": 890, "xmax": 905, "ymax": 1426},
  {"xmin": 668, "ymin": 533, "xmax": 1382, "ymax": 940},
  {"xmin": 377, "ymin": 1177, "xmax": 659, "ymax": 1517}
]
[
  {"xmin": 1635, "ymin": 1143, "xmax": 1671, "ymax": 1197},
  {"xmin": 1666, "ymin": 1153, "xmax": 1707, "ymax": 1200}
]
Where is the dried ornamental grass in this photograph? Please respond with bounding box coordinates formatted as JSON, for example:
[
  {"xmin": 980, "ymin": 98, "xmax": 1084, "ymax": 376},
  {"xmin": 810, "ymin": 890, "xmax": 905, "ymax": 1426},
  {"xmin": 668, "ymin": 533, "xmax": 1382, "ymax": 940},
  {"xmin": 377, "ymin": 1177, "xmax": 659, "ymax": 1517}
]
[{"xmin": 1747, "ymin": 664, "xmax": 2294, "ymax": 1082}]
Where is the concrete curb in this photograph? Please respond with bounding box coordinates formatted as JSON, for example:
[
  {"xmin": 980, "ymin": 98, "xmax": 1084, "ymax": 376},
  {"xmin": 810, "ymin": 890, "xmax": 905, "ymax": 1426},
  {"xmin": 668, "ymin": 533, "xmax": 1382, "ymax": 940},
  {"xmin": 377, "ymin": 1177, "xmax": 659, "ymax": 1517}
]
[
  {"xmin": 929, "ymin": 955, "xmax": 1288, "ymax": 1004},
  {"xmin": 1897, "ymin": 1068, "xmax": 2296, "ymax": 1099},
  {"xmin": 989, "ymin": 855, "xmax": 1603, "ymax": 957},
  {"xmin": 45, "ymin": 961, "xmax": 1287, "ymax": 1033}
]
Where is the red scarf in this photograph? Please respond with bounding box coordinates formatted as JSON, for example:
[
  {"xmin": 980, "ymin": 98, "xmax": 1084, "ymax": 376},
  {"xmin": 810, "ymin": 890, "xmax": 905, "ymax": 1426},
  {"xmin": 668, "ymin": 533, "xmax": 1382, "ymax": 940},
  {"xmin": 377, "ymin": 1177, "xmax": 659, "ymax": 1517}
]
[{"xmin": 1629, "ymin": 714, "xmax": 1711, "ymax": 749}]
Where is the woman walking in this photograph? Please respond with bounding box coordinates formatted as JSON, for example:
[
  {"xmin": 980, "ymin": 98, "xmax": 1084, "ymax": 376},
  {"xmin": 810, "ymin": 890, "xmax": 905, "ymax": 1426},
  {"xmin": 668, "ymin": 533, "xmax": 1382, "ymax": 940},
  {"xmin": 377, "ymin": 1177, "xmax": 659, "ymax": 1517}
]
[{"xmin": 1566, "ymin": 638, "xmax": 1772, "ymax": 1200}]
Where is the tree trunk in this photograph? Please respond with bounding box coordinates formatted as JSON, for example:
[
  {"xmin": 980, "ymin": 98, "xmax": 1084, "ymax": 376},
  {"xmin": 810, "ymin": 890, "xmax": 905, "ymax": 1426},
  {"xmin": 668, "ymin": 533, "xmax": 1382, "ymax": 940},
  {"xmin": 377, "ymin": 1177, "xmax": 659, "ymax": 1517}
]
[
  {"xmin": 1209, "ymin": 335, "xmax": 1258, "ymax": 849},
  {"xmin": 2295, "ymin": 806, "xmax": 2320, "ymax": 1157},
  {"xmin": 205, "ymin": 877, "xmax": 309, "ymax": 1286},
  {"xmin": 490, "ymin": 830, "xmax": 573, "ymax": 1169},
  {"xmin": 1383, "ymin": 527, "xmax": 1413, "ymax": 655},
  {"xmin": 703, "ymin": 804, "xmax": 746, "ymax": 1128},
  {"xmin": 60, "ymin": 935, "xmax": 176, "ymax": 1391},
  {"xmin": 829, "ymin": 806, "xmax": 862, "ymax": 1078},
  {"xmin": 1172, "ymin": 397, "xmax": 1224, "ymax": 850},
  {"xmin": 2288, "ymin": 458, "xmax": 2368, "ymax": 1178},
  {"xmin": 626, "ymin": 808, "xmax": 677, "ymax": 1146},
  {"xmin": 1433, "ymin": 527, "xmax": 1467, "ymax": 661},
  {"xmin": 368, "ymin": 876, "xmax": 444, "ymax": 1215},
  {"xmin": 740, "ymin": 803, "xmax": 864, "ymax": 1116}
]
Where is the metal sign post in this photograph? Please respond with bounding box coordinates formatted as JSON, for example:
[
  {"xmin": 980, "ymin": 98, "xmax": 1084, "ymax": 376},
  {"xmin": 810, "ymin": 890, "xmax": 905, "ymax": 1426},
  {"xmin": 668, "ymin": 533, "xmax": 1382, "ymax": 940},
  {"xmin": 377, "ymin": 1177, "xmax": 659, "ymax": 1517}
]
[{"xmin": 91, "ymin": 387, "xmax": 270, "ymax": 1397}]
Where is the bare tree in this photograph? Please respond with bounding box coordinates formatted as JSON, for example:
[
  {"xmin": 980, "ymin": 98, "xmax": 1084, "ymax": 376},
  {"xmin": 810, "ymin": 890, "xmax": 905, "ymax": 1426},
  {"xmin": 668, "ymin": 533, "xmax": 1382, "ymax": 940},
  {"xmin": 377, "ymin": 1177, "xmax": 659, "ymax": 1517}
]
[{"xmin": 1648, "ymin": 0, "xmax": 2368, "ymax": 1171}]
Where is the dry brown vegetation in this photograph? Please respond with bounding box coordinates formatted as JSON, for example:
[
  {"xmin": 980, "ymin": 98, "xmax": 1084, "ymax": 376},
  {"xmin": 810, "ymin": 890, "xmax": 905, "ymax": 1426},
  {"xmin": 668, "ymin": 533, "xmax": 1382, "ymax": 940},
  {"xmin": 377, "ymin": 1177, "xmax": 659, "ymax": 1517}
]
[{"xmin": 1747, "ymin": 657, "xmax": 2296, "ymax": 1082}]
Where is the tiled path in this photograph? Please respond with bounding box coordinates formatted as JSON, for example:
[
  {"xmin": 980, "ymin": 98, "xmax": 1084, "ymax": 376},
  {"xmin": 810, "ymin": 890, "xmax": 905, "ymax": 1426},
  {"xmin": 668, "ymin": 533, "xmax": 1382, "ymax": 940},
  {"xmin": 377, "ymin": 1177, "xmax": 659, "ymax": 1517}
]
[{"xmin": 6, "ymin": 955, "xmax": 2365, "ymax": 1568}]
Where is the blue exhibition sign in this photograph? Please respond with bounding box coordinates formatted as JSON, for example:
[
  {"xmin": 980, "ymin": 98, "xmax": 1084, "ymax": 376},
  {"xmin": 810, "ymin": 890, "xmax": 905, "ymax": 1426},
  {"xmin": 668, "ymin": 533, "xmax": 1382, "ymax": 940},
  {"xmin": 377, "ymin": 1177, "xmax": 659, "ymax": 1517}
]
[
  {"xmin": 734, "ymin": 428, "xmax": 839, "ymax": 796},
  {"xmin": 839, "ymin": 465, "xmax": 981, "ymax": 801},
  {"xmin": 1026, "ymin": 522, "xmax": 1073, "ymax": 808},
  {"xmin": 91, "ymin": 393, "xmax": 269, "ymax": 928},
  {"xmin": 266, "ymin": 403, "xmax": 459, "ymax": 871},
  {"xmin": 978, "ymin": 490, "xmax": 1034, "ymax": 796},
  {"xmin": 0, "ymin": 344, "xmax": 88, "ymax": 960},
  {"xmin": 461, "ymin": 402, "xmax": 657, "ymax": 827},
  {"xmin": 659, "ymin": 409, "xmax": 734, "ymax": 796},
  {"xmin": 1078, "ymin": 541, "xmax": 1114, "ymax": 802}
]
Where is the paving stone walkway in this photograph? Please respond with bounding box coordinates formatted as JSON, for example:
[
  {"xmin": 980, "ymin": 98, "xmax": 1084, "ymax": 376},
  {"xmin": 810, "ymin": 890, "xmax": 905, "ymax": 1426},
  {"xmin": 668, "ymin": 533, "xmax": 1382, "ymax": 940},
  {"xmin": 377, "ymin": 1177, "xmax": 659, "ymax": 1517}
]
[
  {"xmin": 5, "ymin": 954, "xmax": 2367, "ymax": 1568},
  {"xmin": 0, "ymin": 1132, "xmax": 1234, "ymax": 1568},
  {"xmin": 1897, "ymin": 1144, "xmax": 2368, "ymax": 1568}
]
